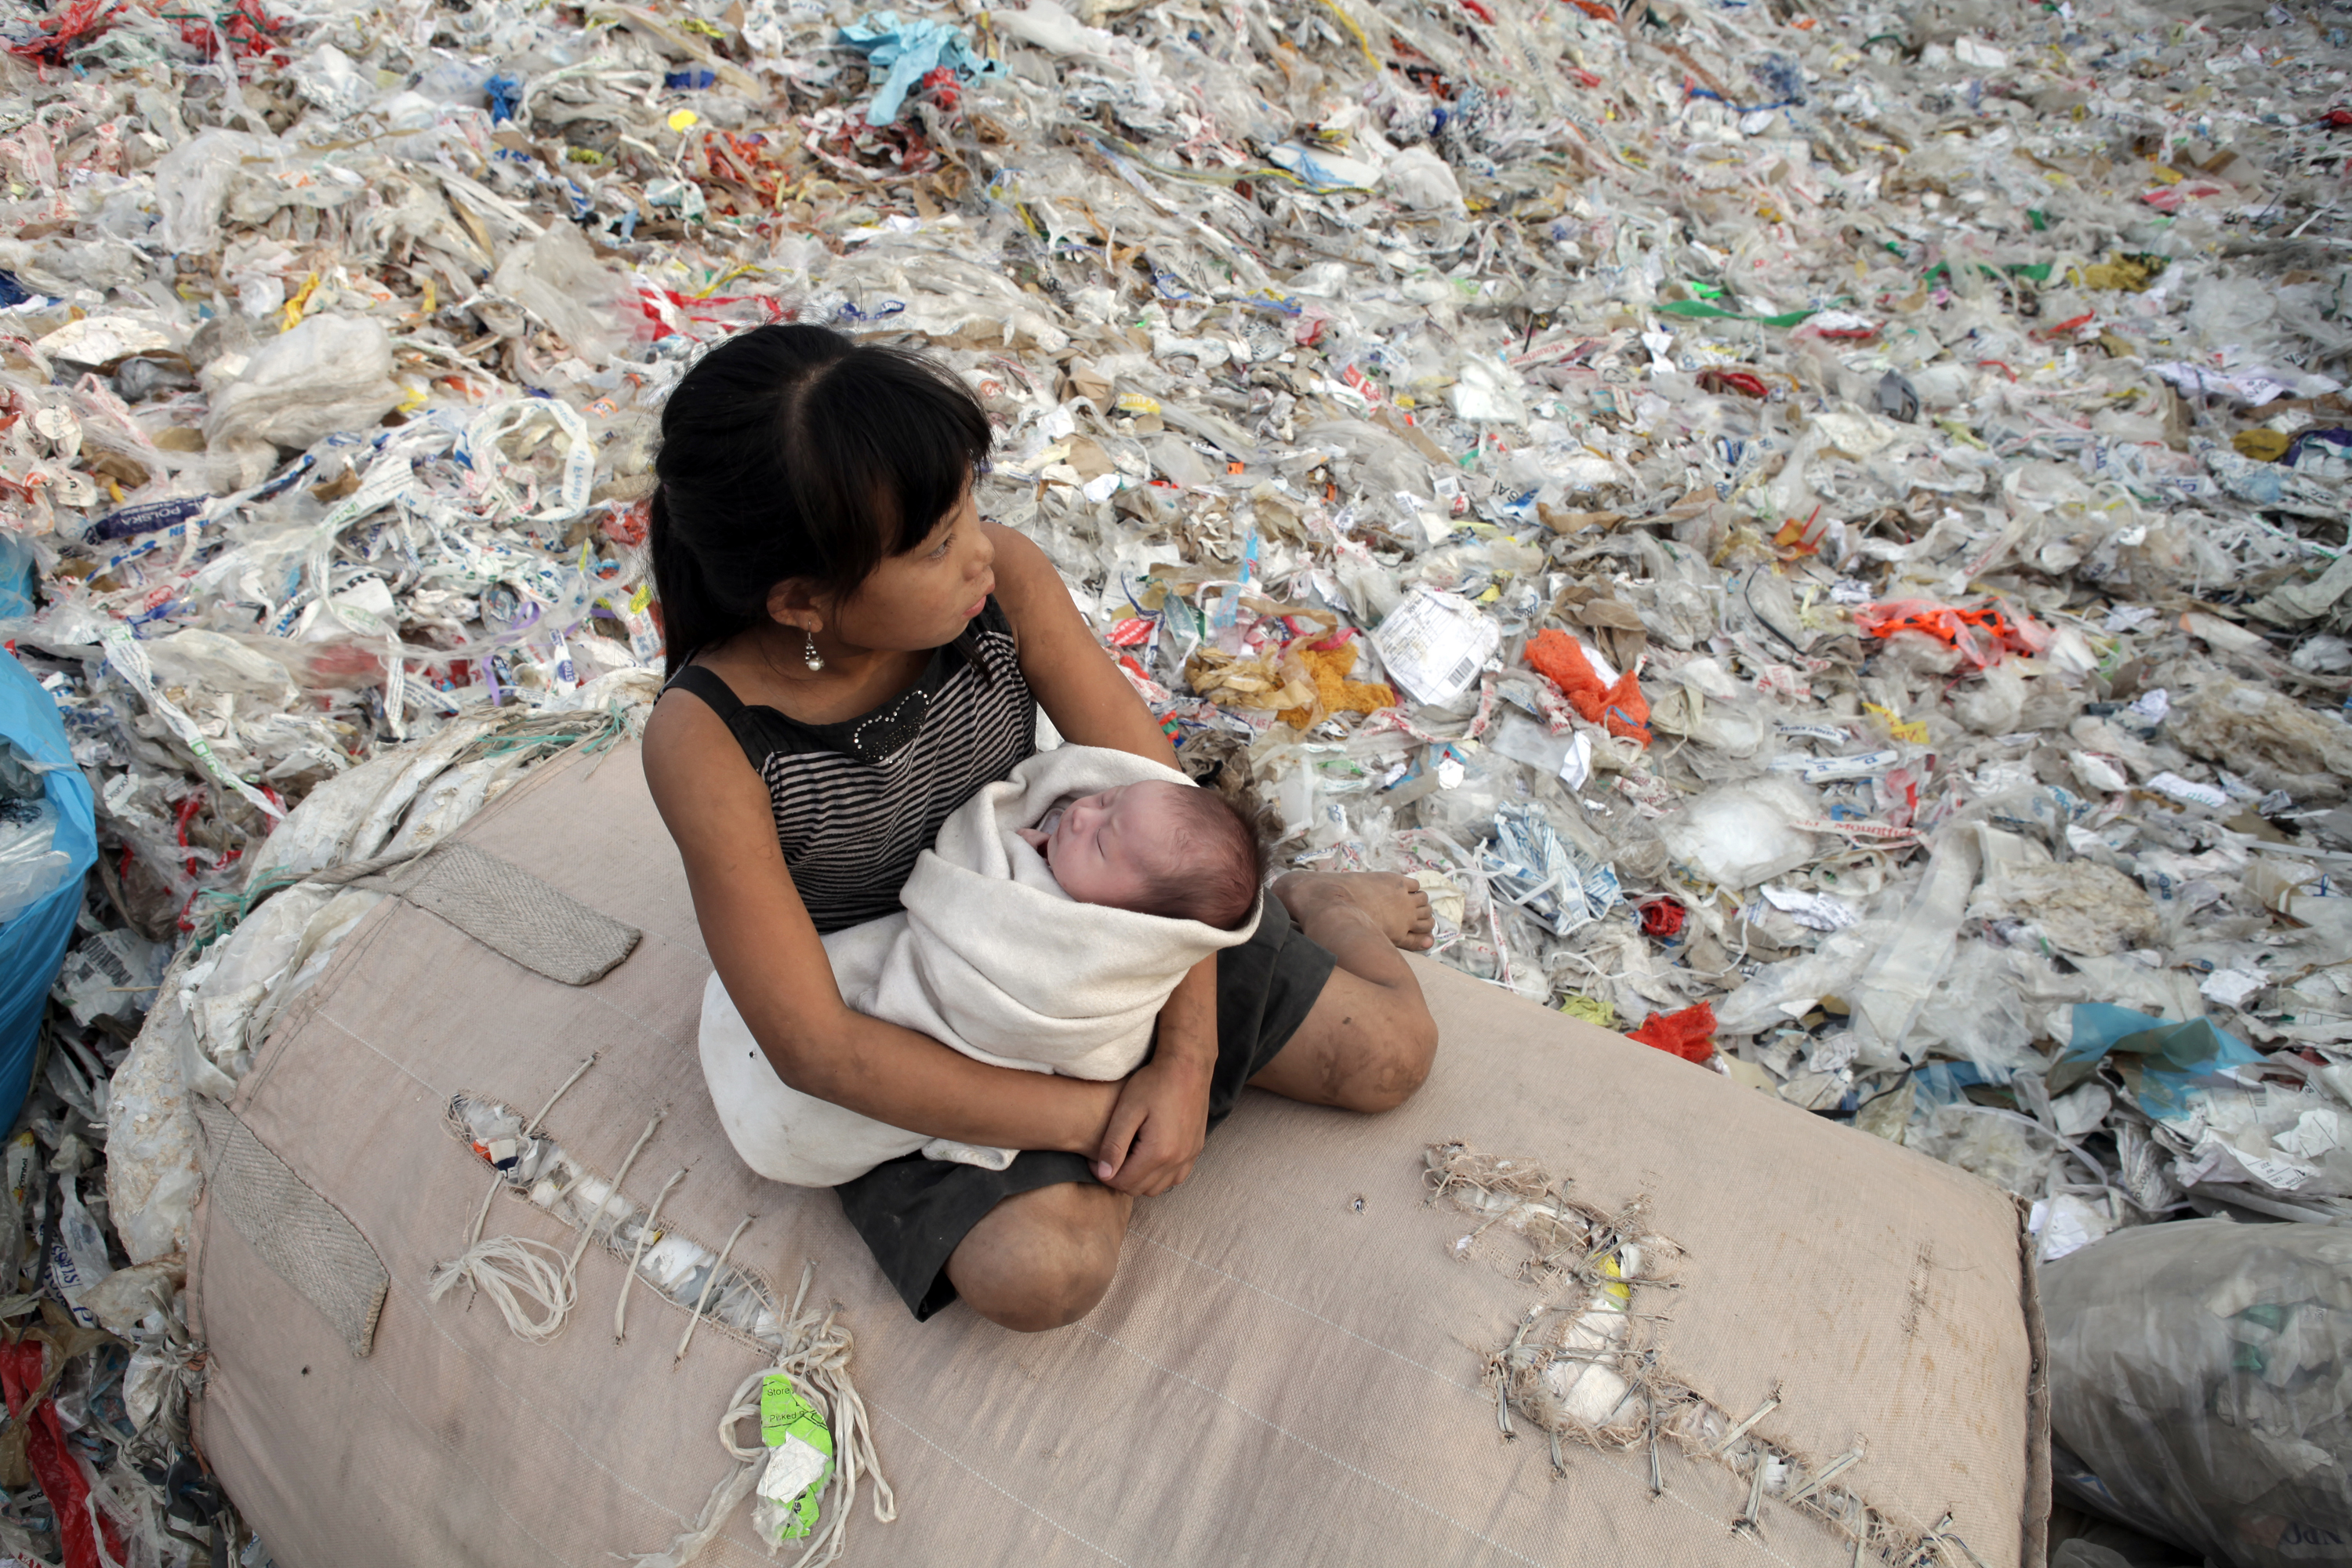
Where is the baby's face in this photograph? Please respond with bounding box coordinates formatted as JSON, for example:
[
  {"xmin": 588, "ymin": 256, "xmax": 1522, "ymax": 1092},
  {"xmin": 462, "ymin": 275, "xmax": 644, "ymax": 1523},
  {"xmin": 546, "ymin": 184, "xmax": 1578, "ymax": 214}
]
[{"xmin": 1018, "ymin": 781, "xmax": 1186, "ymax": 912}]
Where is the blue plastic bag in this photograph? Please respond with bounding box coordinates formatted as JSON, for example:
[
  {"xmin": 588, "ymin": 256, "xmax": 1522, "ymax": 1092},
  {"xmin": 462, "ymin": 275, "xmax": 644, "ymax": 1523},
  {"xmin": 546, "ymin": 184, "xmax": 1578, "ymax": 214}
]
[
  {"xmin": 0, "ymin": 532, "xmax": 32, "ymax": 619},
  {"xmin": 0, "ymin": 649, "xmax": 96, "ymax": 1128},
  {"xmin": 836, "ymin": 11, "xmax": 996, "ymax": 125},
  {"xmin": 2050, "ymin": 1001, "xmax": 2264, "ymax": 1123}
]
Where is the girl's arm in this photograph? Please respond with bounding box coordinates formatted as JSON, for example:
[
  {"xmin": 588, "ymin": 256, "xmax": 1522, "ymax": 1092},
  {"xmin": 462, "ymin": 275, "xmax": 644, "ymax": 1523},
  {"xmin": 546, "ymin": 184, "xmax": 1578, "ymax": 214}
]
[
  {"xmin": 985, "ymin": 521, "xmax": 1221, "ymax": 1199},
  {"xmin": 642, "ymin": 688, "xmax": 1119, "ymax": 1152}
]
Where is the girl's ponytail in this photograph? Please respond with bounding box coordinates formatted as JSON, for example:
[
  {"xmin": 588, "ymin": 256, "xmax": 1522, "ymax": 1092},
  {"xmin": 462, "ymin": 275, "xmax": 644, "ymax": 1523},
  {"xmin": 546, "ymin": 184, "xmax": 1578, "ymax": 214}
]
[
  {"xmin": 646, "ymin": 324, "xmax": 993, "ymax": 679},
  {"xmin": 646, "ymin": 482, "xmax": 722, "ymax": 681}
]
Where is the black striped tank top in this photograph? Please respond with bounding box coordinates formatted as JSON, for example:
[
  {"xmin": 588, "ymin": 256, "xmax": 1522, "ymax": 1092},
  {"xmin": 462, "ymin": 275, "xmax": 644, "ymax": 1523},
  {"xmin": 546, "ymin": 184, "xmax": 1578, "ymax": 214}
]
[{"xmin": 666, "ymin": 599, "xmax": 1036, "ymax": 933}]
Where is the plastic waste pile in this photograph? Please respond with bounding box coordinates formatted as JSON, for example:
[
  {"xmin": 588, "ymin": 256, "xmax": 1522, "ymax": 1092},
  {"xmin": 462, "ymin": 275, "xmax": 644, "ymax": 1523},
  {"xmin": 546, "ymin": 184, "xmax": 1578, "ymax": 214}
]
[{"xmin": 0, "ymin": 0, "xmax": 2350, "ymax": 1556}]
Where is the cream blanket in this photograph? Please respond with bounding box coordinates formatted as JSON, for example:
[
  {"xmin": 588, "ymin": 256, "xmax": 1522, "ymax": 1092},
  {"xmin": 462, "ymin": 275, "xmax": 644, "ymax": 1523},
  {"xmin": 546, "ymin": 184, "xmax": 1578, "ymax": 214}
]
[{"xmin": 700, "ymin": 746, "xmax": 1262, "ymax": 1188}]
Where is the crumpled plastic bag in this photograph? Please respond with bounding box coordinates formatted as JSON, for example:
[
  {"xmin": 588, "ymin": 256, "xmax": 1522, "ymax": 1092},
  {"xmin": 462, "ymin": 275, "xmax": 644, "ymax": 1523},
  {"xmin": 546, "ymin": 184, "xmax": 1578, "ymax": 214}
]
[
  {"xmin": 1525, "ymin": 630, "xmax": 1647, "ymax": 743},
  {"xmin": 1657, "ymin": 779, "xmax": 1817, "ymax": 890},
  {"xmin": 201, "ymin": 314, "xmax": 401, "ymax": 464},
  {"xmin": 488, "ymin": 223, "xmax": 641, "ymax": 365},
  {"xmin": 1628, "ymin": 1000, "xmax": 1715, "ymax": 1064}
]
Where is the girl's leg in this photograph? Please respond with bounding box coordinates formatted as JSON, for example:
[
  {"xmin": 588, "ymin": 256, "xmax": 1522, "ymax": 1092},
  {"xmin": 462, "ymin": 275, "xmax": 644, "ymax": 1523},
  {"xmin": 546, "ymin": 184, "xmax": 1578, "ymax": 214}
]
[
  {"xmin": 1245, "ymin": 873, "xmax": 1438, "ymax": 1112},
  {"xmin": 946, "ymin": 1181, "xmax": 1133, "ymax": 1331},
  {"xmin": 942, "ymin": 871, "xmax": 1435, "ymax": 1332}
]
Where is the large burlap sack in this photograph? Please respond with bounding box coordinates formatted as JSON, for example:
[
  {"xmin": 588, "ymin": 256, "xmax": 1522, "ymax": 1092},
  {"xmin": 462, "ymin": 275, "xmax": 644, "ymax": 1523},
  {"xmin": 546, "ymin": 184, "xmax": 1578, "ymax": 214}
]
[{"xmin": 188, "ymin": 742, "xmax": 2047, "ymax": 1567}]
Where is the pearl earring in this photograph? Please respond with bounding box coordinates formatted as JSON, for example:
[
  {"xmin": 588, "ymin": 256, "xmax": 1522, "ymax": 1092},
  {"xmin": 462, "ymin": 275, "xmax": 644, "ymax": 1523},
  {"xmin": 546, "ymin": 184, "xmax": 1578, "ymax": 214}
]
[{"xmin": 802, "ymin": 629, "xmax": 825, "ymax": 672}]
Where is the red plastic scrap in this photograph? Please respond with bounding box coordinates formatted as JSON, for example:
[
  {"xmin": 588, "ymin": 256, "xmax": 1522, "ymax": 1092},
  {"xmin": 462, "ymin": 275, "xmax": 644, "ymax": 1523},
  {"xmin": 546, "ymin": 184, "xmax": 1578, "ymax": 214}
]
[
  {"xmin": 6, "ymin": 0, "xmax": 113, "ymax": 64},
  {"xmin": 1629, "ymin": 1000, "xmax": 1716, "ymax": 1063},
  {"xmin": 1524, "ymin": 629, "xmax": 1650, "ymax": 744},
  {"xmin": 1851, "ymin": 597, "xmax": 2048, "ymax": 669},
  {"xmin": 2033, "ymin": 310, "xmax": 2096, "ymax": 343},
  {"xmin": 920, "ymin": 64, "xmax": 962, "ymax": 111},
  {"xmin": 176, "ymin": 0, "xmax": 289, "ymax": 64},
  {"xmin": 601, "ymin": 500, "xmax": 649, "ymax": 548},
  {"xmin": 0, "ymin": 1341, "xmax": 125, "ymax": 1568},
  {"xmin": 1636, "ymin": 897, "xmax": 1686, "ymax": 938},
  {"xmin": 1697, "ymin": 368, "xmax": 1769, "ymax": 399}
]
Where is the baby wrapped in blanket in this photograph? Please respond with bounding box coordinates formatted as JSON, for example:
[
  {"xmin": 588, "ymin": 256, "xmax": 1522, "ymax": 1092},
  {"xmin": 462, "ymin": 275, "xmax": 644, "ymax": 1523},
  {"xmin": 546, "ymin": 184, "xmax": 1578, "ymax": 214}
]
[{"xmin": 700, "ymin": 746, "xmax": 1262, "ymax": 1188}]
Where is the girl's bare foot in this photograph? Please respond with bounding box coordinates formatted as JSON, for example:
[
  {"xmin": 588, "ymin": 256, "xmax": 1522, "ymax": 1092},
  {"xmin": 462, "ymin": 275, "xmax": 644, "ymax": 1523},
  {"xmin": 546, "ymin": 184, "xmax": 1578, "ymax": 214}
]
[{"xmin": 1272, "ymin": 871, "xmax": 1436, "ymax": 952}]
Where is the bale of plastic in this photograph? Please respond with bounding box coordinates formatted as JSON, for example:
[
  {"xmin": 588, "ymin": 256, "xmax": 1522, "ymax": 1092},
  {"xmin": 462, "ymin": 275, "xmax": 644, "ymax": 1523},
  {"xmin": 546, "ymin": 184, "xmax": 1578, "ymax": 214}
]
[
  {"xmin": 2042, "ymin": 1219, "xmax": 2352, "ymax": 1566},
  {"xmin": 187, "ymin": 743, "xmax": 2046, "ymax": 1567}
]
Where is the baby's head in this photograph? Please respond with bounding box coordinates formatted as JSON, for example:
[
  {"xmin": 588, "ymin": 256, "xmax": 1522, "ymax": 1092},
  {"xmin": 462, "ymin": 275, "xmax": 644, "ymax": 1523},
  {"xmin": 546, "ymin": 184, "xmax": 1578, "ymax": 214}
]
[{"xmin": 1019, "ymin": 781, "xmax": 1262, "ymax": 930}]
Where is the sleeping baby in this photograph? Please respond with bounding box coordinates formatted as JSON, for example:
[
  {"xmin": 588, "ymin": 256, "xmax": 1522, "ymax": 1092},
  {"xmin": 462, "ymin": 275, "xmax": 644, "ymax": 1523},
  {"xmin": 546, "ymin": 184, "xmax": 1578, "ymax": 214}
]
[
  {"xmin": 1015, "ymin": 779, "xmax": 1259, "ymax": 932},
  {"xmin": 700, "ymin": 747, "xmax": 1265, "ymax": 1188}
]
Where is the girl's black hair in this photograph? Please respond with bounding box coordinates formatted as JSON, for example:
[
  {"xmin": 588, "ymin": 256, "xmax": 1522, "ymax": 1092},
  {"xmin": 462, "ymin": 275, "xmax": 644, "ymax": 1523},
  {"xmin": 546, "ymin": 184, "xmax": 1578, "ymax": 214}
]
[{"xmin": 647, "ymin": 323, "xmax": 993, "ymax": 678}]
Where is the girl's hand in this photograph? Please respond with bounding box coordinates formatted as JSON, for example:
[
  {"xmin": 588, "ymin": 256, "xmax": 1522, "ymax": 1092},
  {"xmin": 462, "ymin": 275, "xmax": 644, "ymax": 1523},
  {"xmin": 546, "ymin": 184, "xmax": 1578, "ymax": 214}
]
[
  {"xmin": 1094, "ymin": 1052, "xmax": 1213, "ymax": 1197},
  {"xmin": 1094, "ymin": 955, "xmax": 1220, "ymax": 1196}
]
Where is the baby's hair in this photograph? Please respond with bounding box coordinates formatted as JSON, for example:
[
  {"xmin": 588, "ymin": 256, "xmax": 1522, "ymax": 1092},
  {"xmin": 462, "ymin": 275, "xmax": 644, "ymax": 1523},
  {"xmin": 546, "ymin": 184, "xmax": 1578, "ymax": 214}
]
[
  {"xmin": 1140, "ymin": 786, "xmax": 1265, "ymax": 931},
  {"xmin": 646, "ymin": 324, "xmax": 992, "ymax": 677}
]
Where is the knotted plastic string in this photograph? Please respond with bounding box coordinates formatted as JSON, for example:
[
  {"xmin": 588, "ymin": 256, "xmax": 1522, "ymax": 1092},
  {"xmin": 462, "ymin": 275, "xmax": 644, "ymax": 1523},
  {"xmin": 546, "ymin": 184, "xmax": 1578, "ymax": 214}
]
[{"xmin": 628, "ymin": 1263, "xmax": 895, "ymax": 1568}]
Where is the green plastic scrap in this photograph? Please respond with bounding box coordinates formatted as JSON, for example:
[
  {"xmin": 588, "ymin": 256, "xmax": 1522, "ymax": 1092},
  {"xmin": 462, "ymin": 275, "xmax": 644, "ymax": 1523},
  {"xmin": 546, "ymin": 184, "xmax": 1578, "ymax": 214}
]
[
  {"xmin": 1922, "ymin": 260, "xmax": 2053, "ymax": 285},
  {"xmin": 760, "ymin": 1373, "xmax": 835, "ymax": 1541},
  {"xmin": 1652, "ymin": 300, "xmax": 1819, "ymax": 328}
]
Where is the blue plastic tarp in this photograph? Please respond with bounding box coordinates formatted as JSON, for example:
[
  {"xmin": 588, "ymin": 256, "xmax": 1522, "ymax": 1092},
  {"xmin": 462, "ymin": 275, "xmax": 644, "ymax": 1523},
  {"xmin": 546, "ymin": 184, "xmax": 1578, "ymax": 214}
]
[{"xmin": 0, "ymin": 649, "xmax": 96, "ymax": 1127}]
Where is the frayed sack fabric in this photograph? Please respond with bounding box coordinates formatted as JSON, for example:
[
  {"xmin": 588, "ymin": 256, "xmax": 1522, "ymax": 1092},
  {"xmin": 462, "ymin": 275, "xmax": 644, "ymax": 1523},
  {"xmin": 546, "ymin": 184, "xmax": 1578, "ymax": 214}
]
[
  {"xmin": 701, "ymin": 746, "xmax": 1260, "ymax": 1185},
  {"xmin": 188, "ymin": 742, "xmax": 2046, "ymax": 1568}
]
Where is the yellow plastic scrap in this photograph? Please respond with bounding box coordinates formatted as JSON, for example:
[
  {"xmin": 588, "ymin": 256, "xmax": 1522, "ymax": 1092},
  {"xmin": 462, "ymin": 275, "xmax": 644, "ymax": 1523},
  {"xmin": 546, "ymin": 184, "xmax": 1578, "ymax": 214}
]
[
  {"xmin": 281, "ymin": 271, "xmax": 321, "ymax": 332},
  {"xmin": 1595, "ymin": 1249, "xmax": 1632, "ymax": 1308},
  {"xmin": 2071, "ymin": 252, "xmax": 2165, "ymax": 292},
  {"xmin": 1559, "ymin": 994, "xmax": 1616, "ymax": 1029},
  {"xmin": 1276, "ymin": 641, "xmax": 1396, "ymax": 731},
  {"xmin": 1185, "ymin": 648, "xmax": 1316, "ymax": 717},
  {"xmin": 2234, "ymin": 429, "xmax": 2292, "ymax": 462},
  {"xmin": 1865, "ymin": 702, "xmax": 1929, "ymax": 744}
]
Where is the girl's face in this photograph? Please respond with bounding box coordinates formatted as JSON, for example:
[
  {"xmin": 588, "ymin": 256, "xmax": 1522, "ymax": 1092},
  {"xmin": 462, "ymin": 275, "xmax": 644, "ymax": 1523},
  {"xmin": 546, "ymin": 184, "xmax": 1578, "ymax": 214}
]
[{"xmin": 823, "ymin": 486, "xmax": 996, "ymax": 653}]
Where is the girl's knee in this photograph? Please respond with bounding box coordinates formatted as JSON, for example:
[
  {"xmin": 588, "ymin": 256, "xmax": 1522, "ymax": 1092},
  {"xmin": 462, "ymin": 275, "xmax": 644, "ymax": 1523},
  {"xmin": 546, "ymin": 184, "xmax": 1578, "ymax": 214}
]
[
  {"xmin": 949, "ymin": 1182, "xmax": 1127, "ymax": 1331},
  {"xmin": 964, "ymin": 1252, "xmax": 1117, "ymax": 1332},
  {"xmin": 1338, "ymin": 1005, "xmax": 1437, "ymax": 1114}
]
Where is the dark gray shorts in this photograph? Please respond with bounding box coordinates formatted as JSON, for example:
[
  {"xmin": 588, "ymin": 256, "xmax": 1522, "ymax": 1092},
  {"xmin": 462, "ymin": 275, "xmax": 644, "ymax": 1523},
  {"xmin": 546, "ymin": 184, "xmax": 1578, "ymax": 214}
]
[{"xmin": 833, "ymin": 896, "xmax": 1338, "ymax": 1319}]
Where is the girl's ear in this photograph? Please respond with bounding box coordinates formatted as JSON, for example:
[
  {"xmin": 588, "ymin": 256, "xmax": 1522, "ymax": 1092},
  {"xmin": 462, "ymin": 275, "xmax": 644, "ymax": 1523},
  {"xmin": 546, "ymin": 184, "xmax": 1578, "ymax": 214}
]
[{"xmin": 764, "ymin": 579, "xmax": 823, "ymax": 633}]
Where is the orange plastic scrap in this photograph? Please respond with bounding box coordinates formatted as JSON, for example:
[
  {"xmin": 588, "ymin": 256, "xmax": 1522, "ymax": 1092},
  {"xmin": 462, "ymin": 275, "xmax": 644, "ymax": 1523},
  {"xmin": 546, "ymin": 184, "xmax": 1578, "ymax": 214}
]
[
  {"xmin": 1276, "ymin": 638, "xmax": 1396, "ymax": 730},
  {"xmin": 1628, "ymin": 1000, "xmax": 1716, "ymax": 1063},
  {"xmin": 1851, "ymin": 598, "xmax": 2049, "ymax": 669},
  {"xmin": 1524, "ymin": 629, "xmax": 1650, "ymax": 744}
]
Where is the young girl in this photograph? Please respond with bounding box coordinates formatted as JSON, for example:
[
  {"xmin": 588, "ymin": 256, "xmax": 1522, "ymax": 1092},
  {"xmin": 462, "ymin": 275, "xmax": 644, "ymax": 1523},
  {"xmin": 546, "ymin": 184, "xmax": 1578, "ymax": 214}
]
[{"xmin": 641, "ymin": 323, "xmax": 1439, "ymax": 1331}]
